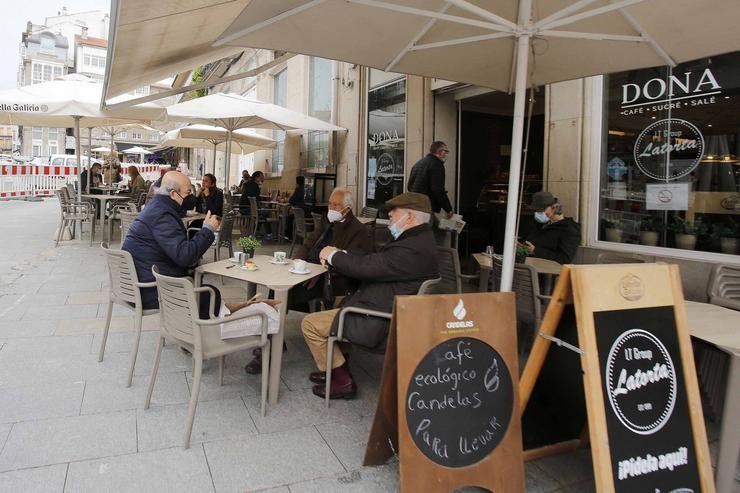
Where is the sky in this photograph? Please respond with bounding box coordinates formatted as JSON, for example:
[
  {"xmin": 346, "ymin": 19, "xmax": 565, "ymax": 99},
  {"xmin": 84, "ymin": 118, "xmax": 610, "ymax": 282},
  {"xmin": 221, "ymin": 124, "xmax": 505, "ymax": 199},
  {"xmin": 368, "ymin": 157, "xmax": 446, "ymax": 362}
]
[{"xmin": 0, "ymin": 0, "xmax": 110, "ymax": 90}]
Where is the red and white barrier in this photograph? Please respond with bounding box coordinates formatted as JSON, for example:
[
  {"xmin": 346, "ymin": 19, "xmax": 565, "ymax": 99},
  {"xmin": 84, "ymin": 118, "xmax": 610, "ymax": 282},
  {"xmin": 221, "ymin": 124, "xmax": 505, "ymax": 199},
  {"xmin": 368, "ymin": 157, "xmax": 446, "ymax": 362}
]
[
  {"xmin": 120, "ymin": 164, "xmax": 165, "ymax": 181},
  {"xmin": 0, "ymin": 164, "xmax": 78, "ymax": 199}
]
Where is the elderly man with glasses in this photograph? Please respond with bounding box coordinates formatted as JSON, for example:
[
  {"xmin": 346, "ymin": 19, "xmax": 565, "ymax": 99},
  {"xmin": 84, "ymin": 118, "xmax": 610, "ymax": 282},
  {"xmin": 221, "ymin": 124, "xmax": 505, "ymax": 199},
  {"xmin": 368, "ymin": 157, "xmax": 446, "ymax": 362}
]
[
  {"xmin": 408, "ymin": 141, "xmax": 455, "ymax": 244},
  {"xmin": 123, "ymin": 171, "xmax": 221, "ymax": 317}
]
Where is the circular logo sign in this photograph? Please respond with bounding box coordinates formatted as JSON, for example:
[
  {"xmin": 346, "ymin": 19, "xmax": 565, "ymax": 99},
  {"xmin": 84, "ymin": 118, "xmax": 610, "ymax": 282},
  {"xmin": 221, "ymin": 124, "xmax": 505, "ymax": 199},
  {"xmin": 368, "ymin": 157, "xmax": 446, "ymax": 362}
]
[
  {"xmin": 405, "ymin": 337, "xmax": 514, "ymax": 468},
  {"xmin": 633, "ymin": 118, "xmax": 704, "ymax": 181},
  {"xmin": 605, "ymin": 329, "xmax": 677, "ymax": 435},
  {"xmin": 375, "ymin": 153, "xmax": 395, "ymax": 186},
  {"xmin": 618, "ymin": 274, "xmax": 645, "ymax": 302}
]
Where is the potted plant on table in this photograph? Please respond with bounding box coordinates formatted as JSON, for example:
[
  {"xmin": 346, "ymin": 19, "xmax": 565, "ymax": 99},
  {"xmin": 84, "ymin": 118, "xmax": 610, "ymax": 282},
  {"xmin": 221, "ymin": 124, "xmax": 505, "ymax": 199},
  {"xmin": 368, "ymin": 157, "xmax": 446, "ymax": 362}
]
[
  {"xmin": 669, "ymin": 218, "xmax": 706, "ymax": 251},
  {"xmin": 639, "ymin": 216, "xmax": 660, "ymax": 247},
  {"xmin": 237, "ymin": 236, "xmax": 261, "ymax": 258},
  {"xmin": 515, "ymin": 244, "xmax": 530, "ymax": 264}
]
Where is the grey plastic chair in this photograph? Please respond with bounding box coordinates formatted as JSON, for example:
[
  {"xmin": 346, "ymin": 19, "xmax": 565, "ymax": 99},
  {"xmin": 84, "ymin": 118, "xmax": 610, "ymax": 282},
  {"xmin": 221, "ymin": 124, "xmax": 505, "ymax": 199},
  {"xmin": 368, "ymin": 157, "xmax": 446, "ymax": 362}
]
[
  {"xmin": 146, "ymin": 266, "xmax": 271, "ymax": 449},
  {"xmin": 707, "ymin": 264, "xmax": 740, "ymax": 311},
  {"xmin": 119, "ymin": 209, "xmax": 139, "ymax": 244},
  {"xmin": 290, "ymin": 207, "xmax": 309, "ymax": 257},
  {"xmin": 98, "ymin": 243, "xmax": 158, "ymax": 387},
  {"xmin": 324, "ymin": 276, "xmax": 441, "ymax": 407},
  {"xmin": 55, "ymin": 189, "xmax": 96, "ymax": 247},
  {"xmin": 214, "ymin": 211, "xmax": 235, "ymax": 261},
  {"xmin": 359, "ymin": 206, "xmax": 378, "ymax": 219},
  {"xmin": 432, "ymin": 246, "xmax": 479, "ymax": 294}
]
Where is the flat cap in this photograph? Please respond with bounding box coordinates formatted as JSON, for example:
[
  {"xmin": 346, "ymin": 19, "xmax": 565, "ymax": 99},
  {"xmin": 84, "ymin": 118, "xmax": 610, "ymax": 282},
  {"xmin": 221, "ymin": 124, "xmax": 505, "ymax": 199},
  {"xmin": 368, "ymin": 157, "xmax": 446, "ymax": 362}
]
[
  {"xmin": 531, "ymin": 191, "xmax": 557, "ymax": 209},
  {"xmin": 386, "ymin": 192, "xmax": 432, "ymax": 214}
]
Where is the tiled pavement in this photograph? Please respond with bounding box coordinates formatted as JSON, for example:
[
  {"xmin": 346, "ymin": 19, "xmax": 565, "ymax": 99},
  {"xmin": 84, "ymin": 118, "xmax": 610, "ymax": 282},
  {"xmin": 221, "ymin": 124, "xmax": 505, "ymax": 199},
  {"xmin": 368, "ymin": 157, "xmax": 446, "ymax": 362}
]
[{"xmin": 0, "ymin": 198, "xmax": 736, "ymax": 493}]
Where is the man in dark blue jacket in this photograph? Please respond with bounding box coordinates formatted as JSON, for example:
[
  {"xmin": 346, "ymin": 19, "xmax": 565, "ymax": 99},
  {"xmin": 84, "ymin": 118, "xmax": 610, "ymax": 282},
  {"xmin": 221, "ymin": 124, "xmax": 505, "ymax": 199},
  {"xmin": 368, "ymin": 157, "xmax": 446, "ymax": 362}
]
[{"xmin": 123, "ymin": 171, "xmax": 221, "ymax": 314}]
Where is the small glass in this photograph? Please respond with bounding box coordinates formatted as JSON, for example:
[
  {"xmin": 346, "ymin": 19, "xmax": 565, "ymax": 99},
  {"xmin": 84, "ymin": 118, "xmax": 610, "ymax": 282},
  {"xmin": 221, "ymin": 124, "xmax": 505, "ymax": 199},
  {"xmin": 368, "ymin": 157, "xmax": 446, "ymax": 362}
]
[{"xmin": 485, "ymin": 245, "xmax": 494, "ymax": 257}]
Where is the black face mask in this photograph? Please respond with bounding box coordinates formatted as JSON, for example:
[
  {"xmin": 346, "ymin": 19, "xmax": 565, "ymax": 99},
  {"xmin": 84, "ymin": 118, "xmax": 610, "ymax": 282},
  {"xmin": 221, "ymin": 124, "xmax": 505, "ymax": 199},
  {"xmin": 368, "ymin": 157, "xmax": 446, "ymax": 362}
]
[{"xmin": 178, "ymin": 193, "xmax": 198, "ymax": 215}]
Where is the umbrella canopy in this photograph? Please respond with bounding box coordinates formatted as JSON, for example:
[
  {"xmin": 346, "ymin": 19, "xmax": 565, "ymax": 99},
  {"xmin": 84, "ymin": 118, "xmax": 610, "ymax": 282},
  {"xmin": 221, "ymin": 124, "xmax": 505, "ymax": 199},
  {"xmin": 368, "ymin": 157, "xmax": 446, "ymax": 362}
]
[
  {"xmin": 125, "ymin": 146, "xmax": 153, "ymax": 155},
  {"xmin": 209, "ymin": 0, "xmax": 740, "ymax": 291},
  {"xmin": 92, "ymin": 146, "xmax": 114, "ymax": 153},
  {"xmin": 156, "ymin": 125, "xmax": 277, "ymax": 175},
  {"xmin": 166, "ymin": 93, "xmax": 343, "ymax": 187}
]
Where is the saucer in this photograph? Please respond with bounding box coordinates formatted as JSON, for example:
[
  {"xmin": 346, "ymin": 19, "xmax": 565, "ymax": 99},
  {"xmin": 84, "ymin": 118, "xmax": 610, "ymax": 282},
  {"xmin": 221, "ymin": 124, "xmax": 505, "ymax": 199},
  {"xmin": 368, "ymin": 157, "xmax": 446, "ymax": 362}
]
[
  {"xmin": 269, "ymin": 259, "xmax": 290, "ymax": 265},
  {"xmin": 240, "ymin": 265, "xmax": 259, "ymax": 271},
  {"xmin": 229, "ymin": 257, "xmax": 241, "ymax": 263},
  {"xmin": 289, "ymin": 268, "xmax": 310, "ymax": 275}
]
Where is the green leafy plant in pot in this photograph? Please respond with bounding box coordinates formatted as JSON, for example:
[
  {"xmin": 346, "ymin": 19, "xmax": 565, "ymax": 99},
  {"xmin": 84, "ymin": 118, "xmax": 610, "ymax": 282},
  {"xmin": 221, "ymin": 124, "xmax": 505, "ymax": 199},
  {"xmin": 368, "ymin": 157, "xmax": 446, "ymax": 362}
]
[
  {"xmin": 718, "ymin": 223, "xmax": 739, "ymax": 255},
  {"xmin": 515, "ymin": 244, "xmax": 530, "ymax": 264},
  {"xmin": 236, "ymin": 236, "xmax": 261, "ymax": 258},
  {"xmin": 639, "ymin": 216, "xmax": 660, "ymax": 247},
  {"xmin": 602, "ymin": 218, "xmax": 624, "ymax": 243},
  {"xmin": 668, "ymin": 218, "xmax": 706, "ymax": 251}
]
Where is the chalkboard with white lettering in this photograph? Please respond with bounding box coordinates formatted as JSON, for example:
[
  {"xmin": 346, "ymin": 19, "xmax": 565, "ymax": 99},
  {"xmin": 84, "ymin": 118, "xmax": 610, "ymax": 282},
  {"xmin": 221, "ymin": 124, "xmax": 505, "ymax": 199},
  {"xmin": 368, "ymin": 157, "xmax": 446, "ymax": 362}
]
[
  {"xmin": 405, "ymin": 337, "xmax": 514, "ymax": 468},
  {"xmin": 593, "ymin": 306, "xmax": 700, "ymax": 492}
]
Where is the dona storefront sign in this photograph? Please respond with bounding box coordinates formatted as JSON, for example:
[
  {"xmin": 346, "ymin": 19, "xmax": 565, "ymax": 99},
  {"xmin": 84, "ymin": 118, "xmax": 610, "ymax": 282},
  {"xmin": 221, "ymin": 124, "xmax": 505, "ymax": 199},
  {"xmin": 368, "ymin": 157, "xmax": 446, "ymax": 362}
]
[{"xmin": 594, "ymin": 307, "xmax": 701, "ymax": 492}]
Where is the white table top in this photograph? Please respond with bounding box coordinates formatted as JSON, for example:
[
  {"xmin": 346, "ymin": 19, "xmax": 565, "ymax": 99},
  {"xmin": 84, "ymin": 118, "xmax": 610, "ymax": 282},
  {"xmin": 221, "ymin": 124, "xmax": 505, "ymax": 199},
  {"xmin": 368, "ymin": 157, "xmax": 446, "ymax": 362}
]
[
  {"xmin": 81, "ymin": 194, "xmax": 130, "ymax": 201},
  {"xmin": 684, "ymin": 300, "xmax": 740, "ymax": 356},
  {"xmin": 473, "ymin": 253, "xmax": 562, "ymax": 276},
  {"xmin": 196, "ymin": 255, "xmax": 325, "ymax": 290}
]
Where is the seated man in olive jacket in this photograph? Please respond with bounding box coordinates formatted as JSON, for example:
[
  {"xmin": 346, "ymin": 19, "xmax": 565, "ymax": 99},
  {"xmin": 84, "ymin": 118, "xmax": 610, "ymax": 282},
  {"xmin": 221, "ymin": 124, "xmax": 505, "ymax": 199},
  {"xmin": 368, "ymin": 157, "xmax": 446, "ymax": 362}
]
[
  {"xmin": 301, "ymin": 192, "xmax": 439, "ymax": 400},
  {"xmin": 519, "ymin": 191, "xmax": 581, "ymax": 264},
  {"xmin": 244, "ymin": 187, "xmax": 373, "ymax": 375}
]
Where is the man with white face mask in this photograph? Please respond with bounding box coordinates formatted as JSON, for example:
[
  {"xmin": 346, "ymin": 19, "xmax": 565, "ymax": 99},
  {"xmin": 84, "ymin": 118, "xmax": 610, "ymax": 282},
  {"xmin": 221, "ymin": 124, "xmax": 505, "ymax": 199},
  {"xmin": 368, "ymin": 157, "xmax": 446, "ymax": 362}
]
[
  {"xmin": 519, "ymin": 191, "xmax": 581, "ymax": 264},
  {"xmin": 299, "ymin": 192, "xmax": 439, "ymax": 400}
]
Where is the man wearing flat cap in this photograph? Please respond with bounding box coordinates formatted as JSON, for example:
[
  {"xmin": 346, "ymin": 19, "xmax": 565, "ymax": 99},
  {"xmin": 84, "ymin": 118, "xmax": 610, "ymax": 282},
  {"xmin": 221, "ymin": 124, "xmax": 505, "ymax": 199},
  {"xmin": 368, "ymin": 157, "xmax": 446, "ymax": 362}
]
[
  {"xmin": 300, "ymin": 192, "xmax": 439, "ymax": 400},
  {"xmin": 519, "ymin": 191, "xmax": 581, "ymax": 264}
]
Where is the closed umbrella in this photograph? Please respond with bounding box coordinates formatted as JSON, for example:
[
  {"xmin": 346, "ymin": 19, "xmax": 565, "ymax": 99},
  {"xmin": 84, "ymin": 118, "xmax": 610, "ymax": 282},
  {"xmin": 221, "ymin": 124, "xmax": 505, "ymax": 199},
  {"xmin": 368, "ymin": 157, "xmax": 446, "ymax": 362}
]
[
  {"xmin": 165, "ymin": 93, "xmax": 343, "ymax": 187},
  {"xmin": 207, "ymin": 0, "xmax": 740, "ymax": 292},
  {"xmin": 0, "ymin": 75, "xmax": 166, "ymax": 201},
  {"xmin": 155, "ymin": 124, "xmax": 277, "ymax": 174}
]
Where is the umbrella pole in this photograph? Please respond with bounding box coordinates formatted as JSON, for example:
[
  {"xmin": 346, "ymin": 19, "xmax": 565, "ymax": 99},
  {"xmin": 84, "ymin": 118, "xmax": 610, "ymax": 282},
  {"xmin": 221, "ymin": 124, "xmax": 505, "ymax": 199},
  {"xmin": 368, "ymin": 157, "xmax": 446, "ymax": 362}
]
[
  {"xmin": 74, "ymin": 115, "xmax": 83, "ymax": 237},
  {"xmin": 500, "ymin": 27, "xmax": 531, "ymax": 292},
  {"xmin": 224, "ymin": 130, "xmax": 233, "ymax": 190},
  {"xmin": 212, "ymin": 142, "xmax": 217, "ymax": 176}
]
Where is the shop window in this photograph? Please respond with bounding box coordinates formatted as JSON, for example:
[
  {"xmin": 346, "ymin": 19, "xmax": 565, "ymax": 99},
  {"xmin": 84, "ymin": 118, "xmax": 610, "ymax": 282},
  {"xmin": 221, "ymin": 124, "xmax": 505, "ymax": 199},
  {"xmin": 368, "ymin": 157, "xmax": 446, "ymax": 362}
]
[
  {"xmin": 307, "ymin": 131, "xmax": 329, "ymax": 169},
  {"xmin": 366, "ymin": 76, "xmax": 406, "ymax": 209},
  {"xmin": 309, "ymin": 57, "xmax": 331, "ymax": 122},
  {"xmin": 32, "ymin": 127, "xmax": 43, "ymax": 140},
  {"xmin": 601, "ymin": 52, "xmax": 740, "ymax": 256}
]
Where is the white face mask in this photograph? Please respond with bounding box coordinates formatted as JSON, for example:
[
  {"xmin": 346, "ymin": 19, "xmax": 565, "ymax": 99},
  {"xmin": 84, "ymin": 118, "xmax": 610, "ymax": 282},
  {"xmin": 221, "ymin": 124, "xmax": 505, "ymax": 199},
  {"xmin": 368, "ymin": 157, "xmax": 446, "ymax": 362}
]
[{"xmin": 327, "ymin": 209, "xmax": 345, "ymax": 223}]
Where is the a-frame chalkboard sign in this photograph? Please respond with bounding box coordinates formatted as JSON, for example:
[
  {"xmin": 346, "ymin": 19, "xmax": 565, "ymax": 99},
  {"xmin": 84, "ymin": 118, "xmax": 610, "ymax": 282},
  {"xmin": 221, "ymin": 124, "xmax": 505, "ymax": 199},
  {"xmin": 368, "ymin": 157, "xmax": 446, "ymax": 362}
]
[
  {"xmin": 520, "ymin": 263, "xmax": 715, "ymax": 493},
  {"xmin": 364, "ymin": 292, "xmax": 524, "ymax": 492}
]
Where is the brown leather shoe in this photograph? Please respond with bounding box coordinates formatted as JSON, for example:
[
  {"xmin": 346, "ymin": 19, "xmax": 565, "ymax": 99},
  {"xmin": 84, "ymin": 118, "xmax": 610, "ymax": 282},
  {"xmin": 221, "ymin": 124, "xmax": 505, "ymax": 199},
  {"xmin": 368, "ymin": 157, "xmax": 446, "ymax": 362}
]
[
  {"xmin": 311, "ymin": 380, "xmax": 357, "ymax": 400},
  {"xmin": 309, "ymin": 371, "xmax": 327, "ymax": 384}
]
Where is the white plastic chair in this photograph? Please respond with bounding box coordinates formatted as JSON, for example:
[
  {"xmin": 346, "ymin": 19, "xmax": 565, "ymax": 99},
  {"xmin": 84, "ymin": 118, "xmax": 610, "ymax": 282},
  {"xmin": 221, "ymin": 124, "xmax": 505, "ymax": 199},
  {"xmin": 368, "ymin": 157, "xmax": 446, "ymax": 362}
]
[
  {"xmin": 98, "ymin": 243, "xmax": 158, "ymax": 387},
  {"xmin": 145, "ymin": 266, "xmax": 271, "ymax": 449},
  {"xmin": 324, "ymin": 277, "xmax": 441, "ymax": 407}
]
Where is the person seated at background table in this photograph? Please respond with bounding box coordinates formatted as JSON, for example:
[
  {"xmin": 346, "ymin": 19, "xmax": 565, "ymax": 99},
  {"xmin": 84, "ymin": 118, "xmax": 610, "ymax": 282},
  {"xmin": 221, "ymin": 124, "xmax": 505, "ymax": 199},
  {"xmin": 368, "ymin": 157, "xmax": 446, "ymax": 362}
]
[
  {"xmin": 127, "ymin": 165, "xmax": 146, "ymax": 199},
  {"xmin": 243, "ymin": 187, "xmax": 373, "ymax": 375},
  {"xmin": 80, "ymin": 162, "xmax": 103, "ymax": 193},
  {"xmin": 519, "ymin": 191, "xmax": 581, "ymax": 264},
  {"xmin": 189, "ymin": 173, "xmax": 224, "ymax": 233},
  {"xmin": 300, "ymin": 192, "xmax": 439, "ymax": 400},
  {"xmin": 239, "ymin": 170, "xmax": 263, "ymax": 215},
  {"xmin": 288, "ymin": 175, "xmax": 305, "ymax": 207},
  {"xmin": 123, "ymin": 171, "xmax": 221, "ymax": 317}
]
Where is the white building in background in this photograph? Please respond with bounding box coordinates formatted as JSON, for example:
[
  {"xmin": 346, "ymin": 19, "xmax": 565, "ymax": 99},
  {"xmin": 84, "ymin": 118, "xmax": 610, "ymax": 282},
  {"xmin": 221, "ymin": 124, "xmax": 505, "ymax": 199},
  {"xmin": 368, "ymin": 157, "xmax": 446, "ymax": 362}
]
[{"xmin": 74, "ymin": 34, "xmax": 107, "ymax": 82}]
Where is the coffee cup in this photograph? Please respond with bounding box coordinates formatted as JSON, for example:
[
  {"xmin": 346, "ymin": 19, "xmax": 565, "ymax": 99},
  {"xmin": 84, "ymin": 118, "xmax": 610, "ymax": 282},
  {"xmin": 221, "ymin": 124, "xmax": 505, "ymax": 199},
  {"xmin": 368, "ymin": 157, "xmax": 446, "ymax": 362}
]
[
  {"xmin": 293, "ymin": 259, "xmax": 308, "ymax": 273},
  {"xmin": 274, "ymin": 251, "xmax": 287, "ymax": 263}
]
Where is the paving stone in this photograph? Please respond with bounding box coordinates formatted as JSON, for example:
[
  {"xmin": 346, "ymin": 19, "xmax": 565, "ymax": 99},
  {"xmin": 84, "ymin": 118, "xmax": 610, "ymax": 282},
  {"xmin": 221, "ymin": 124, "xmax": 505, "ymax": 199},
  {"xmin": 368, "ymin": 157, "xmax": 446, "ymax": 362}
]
[
  {"xmin": 92, "ymin": 330, "xmax": 162, "ymax": 357},
  {"xmin": 65, "ymin": 446, "xmax": 214, "ymax": 493},
  {"xmin": 0, "ymin": 463, "xmax": 68, "ymax": 493},
  {"xmin": 0, "ymin": 410, "xmax": 137, "ymax": 472},
  {"xmin": 81, "ymin": 371, "xmax": 190, "ymax": 415},
  {"xmin": 316, "ymin": 417, "xmax": 374, "ymax": 470},
  {"xmin": 55, "ymin": 315, "xmax": 159, "ymax": 336},
  {"xmin": 531, "ymin": 448, "xmax": 594, "ymax": 486},
  {"xmin": 0, "ymin": 335, "xmax": 93, "ymax": 359},
  {"xmin": 0, "ymin": 319, "xmax": 58, "ymax": 339},
  {"xmin": 21, "ymin": 304, "xmax": 99, "ymax": 321},
  {"xmin": 137, "ymin": 398, "xmax": 257, "ymax": 452},
  {"xmin": 204, "ymin": 428, "xmax": 344, "ymax": 492},
  {"xmin": 0, "ymin": 380, "xmax": 84, "ymax": 424},
  {"xmin": 67, "ymin": 291, "xmax": 109, "ymax": 305},
  {"xmin": 287, "ymin": 464, "xmax": 400, "ymax": 493},
  {"xmin": 0, "ymin": 424, "xmax": 11, "ymax": 453},
  {"xmin": 525, "ymin": 461, "xmax": 563, "ymax": 492}
]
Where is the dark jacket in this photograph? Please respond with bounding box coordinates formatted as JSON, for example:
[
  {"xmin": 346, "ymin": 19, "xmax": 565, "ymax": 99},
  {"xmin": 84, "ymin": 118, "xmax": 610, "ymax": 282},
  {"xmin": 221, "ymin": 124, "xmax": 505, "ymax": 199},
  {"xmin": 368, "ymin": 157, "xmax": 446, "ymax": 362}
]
[
  {"xmin": 522, "ymin": 216, "xmax": 581, "ymax": 264},
  {"xmin": 239, "ymin": 180, "xmax": 261, "ymax": 213},
  {"xmin": 122, "ymin": 194, "xmax": 215, "ymax": 309},
  {"xmin": 295, "ymin": 211, "xmax": 373, "ymax": 296},
  {"xmin": 196, "ymin": 187, "xmax": 224, "ymax": 217},
  {"xmin": 329, "ymin": 223, "xmax": 439, "ymax": 349},
  {"xmin": 80, "ymin": 170, "xmax": 103, "ymax": 193},
  {"xmin": 407, "ymin": 153, "xmax": 452, "ymax": 213},
  {"xmin": 288, "ymin": 185, "xmax": 305, "ymax": 206}
]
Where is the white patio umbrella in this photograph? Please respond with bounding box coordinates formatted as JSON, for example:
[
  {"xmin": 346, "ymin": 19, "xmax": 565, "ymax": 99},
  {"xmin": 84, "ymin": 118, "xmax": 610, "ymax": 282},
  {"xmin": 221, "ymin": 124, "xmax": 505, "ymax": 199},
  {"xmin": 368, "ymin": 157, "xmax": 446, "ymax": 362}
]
[
  {"xmin": 207, "ymin": 0, "xmax": 740, "ymax": 292},
  {"xmin": 92, "ymin": 146, "xmax": 113, "ymax": 153},
  {"xmin": 155, "ymin": 124, "xmax": 277, "ymax": 174},
  {"xmin": 0, "ymin": 75, "xmax": 166, "ymax": 201},
  {"xmin": 165, "ymin": 93, "xmax": 344, "ymax": 188},
  {"xmin": 124, "ymin": 146, "xmax": 154, "ymax": 164}
]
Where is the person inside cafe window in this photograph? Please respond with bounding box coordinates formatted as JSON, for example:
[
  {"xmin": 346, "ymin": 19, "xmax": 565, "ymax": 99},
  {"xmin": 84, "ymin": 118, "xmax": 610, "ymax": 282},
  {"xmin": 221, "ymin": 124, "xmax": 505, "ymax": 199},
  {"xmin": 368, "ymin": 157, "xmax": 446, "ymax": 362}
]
[
  {"xmin": 244, "ymin": 187, "xmax": 373, "ymax": 375},
  {"xmin": 80, "ymin": 162, "xmax": 103, "ymax": 193},
  {"xmin": 300, "ymin": 192, "xmax": 439, "ymax": 400},
  {"xmin": 127, "ymin": 165, "xmax": 146, "ymax": 200},
  {"xmin": 123, "ymin": 171, "xmax": 221, "ymax": 318},
  {"xmin": 519, "ymin": 191, "xmax": 581, "ymax": 264}
]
